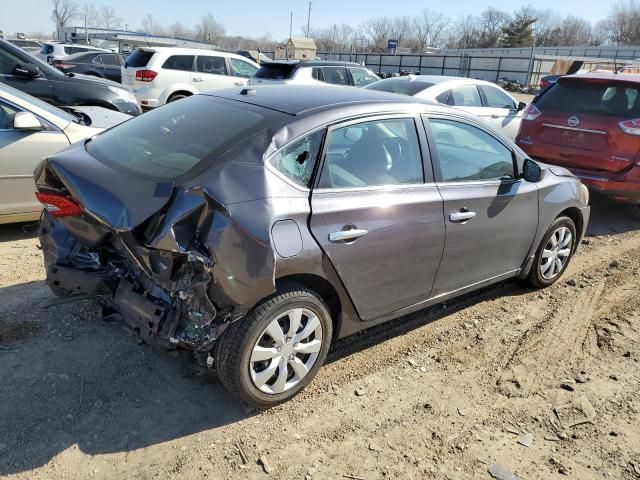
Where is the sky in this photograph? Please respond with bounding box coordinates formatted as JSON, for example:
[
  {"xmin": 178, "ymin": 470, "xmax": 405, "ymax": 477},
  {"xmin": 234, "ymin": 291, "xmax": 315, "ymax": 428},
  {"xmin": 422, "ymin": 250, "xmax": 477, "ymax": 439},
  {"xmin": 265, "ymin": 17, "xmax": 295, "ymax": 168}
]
[{"xmin": 3, "ymin": 0, "xmax": 612, "ymax": 39}]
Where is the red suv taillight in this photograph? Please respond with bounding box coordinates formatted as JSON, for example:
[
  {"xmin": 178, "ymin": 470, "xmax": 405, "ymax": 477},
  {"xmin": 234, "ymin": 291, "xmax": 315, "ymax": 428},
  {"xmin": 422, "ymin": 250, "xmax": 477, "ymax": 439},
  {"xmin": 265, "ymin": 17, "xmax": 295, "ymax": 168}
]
[
  {"xmin": 523, "ymin": 104, "xmax": 542, "ymax": 121},
  {"xmin": 35, "ymin": 192, "xmax": 83, "ymax": 217},
  {"xmin": 619, "ymin": 118, "xmax": 640, "ymax": 136},
  {"xmin": 135, "ymin": 70, "xmax": 158, "ymax": 82}
]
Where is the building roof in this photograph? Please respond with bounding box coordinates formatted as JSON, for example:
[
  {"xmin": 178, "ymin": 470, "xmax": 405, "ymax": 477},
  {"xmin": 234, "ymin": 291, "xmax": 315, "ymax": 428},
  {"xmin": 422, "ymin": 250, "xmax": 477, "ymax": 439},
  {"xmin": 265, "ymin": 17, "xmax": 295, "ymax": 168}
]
[{"xmin": 288, "ymin": 37, "xmax": 317, "ymax": 50}]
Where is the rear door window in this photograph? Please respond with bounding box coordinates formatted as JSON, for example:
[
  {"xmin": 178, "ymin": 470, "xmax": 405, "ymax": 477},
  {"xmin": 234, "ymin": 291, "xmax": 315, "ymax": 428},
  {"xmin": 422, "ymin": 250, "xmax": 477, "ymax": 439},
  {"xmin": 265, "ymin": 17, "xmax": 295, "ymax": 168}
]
[
  {"xmin": 479, "ymin": 85, "xmax": 515, "ymax": 109},
  {"xmin": 40, "ymin": 44, "xmax": 54, "ymax": 55},
  {"xmin": 269, "ymin": 130, "xmax": 324, "ymax": 187},
  {"xmin": 321, "ymin": 67, "xmax": 349, "ymax": 86},
  {"xmin": 537, "ymin": 80, "xmax": 640, "ymax": 119},
  {"xmin": 163, "ymin": 55, "xmax": 195, "ymax": 71},
  {"xmin": 449, "ymin": 85, "xmax": 483, "ymax": 107},
  {"xmin": 125, "ymin": 50, "xmax": 154, "ymax": 68},
  {"xmin": 100, "ymin": 54, "xmax": 120, "ymax": 66},
  {"xmin": 196, "ymin": 55, "xmax": 227, "ymax": 75},
  {"xmin": 0, "ymin": 48, "xmax": 24, "ymax": 75}
]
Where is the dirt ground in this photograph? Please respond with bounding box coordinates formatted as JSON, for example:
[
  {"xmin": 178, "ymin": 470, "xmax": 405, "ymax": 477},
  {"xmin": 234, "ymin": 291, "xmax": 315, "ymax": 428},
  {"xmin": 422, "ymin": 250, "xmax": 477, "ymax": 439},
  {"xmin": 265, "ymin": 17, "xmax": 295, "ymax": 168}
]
[{"xmin": 1, "ymin": 195, "xmax": 639, "ymax": 480}]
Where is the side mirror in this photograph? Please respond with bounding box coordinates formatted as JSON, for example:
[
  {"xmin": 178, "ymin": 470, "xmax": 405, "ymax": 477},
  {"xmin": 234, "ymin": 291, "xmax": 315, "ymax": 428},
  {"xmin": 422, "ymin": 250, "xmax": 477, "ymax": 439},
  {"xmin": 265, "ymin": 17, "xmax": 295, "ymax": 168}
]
[
  {"xmin": 522, "ymin": 158, "xmax": 542, "ymax": 183},
  {"xmin": 13, "ymin": 63, "xmax": 41, "ymax": 79},
  {"xmin": 517, "ymin": 101, "xmax": 527, "ymax": 112},
  {"xmin": 13, "ymin": 112, "xmax": 42, "ymax": 131}
]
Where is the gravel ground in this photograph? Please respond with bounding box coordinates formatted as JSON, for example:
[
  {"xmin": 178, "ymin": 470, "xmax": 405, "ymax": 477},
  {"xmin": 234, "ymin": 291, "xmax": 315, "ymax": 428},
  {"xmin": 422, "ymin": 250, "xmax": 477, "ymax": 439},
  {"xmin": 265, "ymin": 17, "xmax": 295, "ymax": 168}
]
[{"xmin": 0, "ymin": 195, "xmax": 639, "ymax": 480}]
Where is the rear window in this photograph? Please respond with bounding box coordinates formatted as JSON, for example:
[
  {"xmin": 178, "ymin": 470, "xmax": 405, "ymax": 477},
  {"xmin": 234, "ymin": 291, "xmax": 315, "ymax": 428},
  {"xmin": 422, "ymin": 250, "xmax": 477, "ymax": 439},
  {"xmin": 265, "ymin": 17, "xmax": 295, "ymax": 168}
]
[
  {"xmin": 86, "ymin": 96, "xmax": 281, "ymax": 180},
  {"xmin": 365, "ymin": 78, "xmax": 434, "ymax": 96},
  {"xmin": 40, "ymin": 44, "xmax": 53, "ymax": 55},
  {"xmin": 125, "ymin": 49, "xmax": 155, "ymax": 68},
  {"xmin": 162, "ymin": 55, "xmax": 194, "ymax": 71},
  {"xmin": 254, "ymin": 63, "xmax": 296, "ymax": 80},
  {"xmin": 537, "ymin": 79, "xmax": 640, "ymax": 119}
]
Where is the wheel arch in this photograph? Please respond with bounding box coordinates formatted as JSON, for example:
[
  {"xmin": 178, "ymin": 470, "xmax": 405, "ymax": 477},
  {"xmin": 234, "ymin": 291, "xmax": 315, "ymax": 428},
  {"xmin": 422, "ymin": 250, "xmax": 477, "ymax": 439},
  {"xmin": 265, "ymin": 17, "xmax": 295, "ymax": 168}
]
[
  {"xmin": 275, "ymin": 273, "xmax": 342, "ymax": 342},
  {"xmin": 167, "ymin": 89, "xmax": 194, "ymax": 102},
  {"xmin": 558, "ymin": 206, "xmax": 584, "ymax": 252}
]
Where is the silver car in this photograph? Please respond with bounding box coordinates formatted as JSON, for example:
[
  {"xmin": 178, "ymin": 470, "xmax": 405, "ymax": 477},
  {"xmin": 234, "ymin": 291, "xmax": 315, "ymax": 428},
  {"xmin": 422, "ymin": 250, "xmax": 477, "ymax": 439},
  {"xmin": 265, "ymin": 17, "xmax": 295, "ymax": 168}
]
[
  {"xmin": 366, "ymin": 75, "xmax": 527, "ymax": 139},
  {"xmin": 36, "ymin": 86, "xmax": 589, "ymax": 407},
  {"xmin": 0, "ymin": 83, "xmax": 130, "ymax": 224}
]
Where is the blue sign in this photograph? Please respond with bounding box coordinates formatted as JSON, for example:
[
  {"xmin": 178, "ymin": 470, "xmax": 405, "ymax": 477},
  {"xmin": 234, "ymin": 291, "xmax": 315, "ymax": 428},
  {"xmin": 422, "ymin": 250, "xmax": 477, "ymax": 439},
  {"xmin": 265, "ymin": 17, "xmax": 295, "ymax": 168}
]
[{"xmin": 387, "ymin": 39, "xmax": 398, "ymax": 50}]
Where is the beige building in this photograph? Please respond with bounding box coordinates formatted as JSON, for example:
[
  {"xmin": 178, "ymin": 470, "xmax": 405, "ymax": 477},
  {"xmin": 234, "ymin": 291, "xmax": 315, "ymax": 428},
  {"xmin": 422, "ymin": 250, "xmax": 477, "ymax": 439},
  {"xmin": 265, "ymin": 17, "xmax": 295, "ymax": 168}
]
[{"xmin": 274, "ymin": 37, "xmax": 317, "ymax": 60}]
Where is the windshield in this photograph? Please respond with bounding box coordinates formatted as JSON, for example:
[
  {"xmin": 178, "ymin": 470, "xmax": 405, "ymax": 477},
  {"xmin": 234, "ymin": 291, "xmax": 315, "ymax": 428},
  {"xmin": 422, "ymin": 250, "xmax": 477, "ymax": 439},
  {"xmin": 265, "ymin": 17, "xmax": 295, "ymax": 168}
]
[
  {"xmin": 254, "ymin": 63, "xmax": 296, "ymax": 80},
  {"xmin": 365, "ymin": 78, "xmax": 434, "ymax": 96},
  {"xmin": 537, "ymin": 79, "xmax": 640, "ymax": 119},
  {"xmin": 0, "ymin": 83, "xmax": 77, "ymax": 123},
  {"xmin": 86, "ymin": 95, "xmax": 285, "ymax": 180}
]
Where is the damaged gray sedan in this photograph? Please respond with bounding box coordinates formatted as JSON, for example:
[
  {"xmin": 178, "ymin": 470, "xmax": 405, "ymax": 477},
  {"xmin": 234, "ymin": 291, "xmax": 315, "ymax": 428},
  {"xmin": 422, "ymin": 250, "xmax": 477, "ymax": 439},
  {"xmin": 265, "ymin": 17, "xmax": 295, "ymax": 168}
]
[{"xmin": 35, "ymin": 86, "xmax": 590, "ymax": 407}]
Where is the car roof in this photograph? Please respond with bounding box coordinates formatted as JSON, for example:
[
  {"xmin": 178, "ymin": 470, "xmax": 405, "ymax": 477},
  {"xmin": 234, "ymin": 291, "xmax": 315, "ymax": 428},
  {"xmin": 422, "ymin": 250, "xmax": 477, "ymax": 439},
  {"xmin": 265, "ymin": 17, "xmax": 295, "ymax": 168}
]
[
  {"xmin": 564, "ymin": 72, "xmax": 640, "ymax": 83},
  {"xmin": 376, "ymin": 75, "xmax": 498, "ymax": 87},
  {"xmin": 264, "ymin": 60, "xmax": 365, "ymax": 68},
  {"xmin": 205, "ymin": 85, "xmax": 435, "ymax": 116}
]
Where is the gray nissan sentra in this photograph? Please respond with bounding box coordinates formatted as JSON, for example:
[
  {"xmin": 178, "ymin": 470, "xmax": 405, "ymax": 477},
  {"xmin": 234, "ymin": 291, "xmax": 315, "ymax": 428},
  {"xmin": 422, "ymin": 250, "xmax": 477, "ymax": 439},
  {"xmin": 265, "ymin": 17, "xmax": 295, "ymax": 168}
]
[{"xmin": 35, "ymin": 86, "xmax": 590, "ymax": 407}]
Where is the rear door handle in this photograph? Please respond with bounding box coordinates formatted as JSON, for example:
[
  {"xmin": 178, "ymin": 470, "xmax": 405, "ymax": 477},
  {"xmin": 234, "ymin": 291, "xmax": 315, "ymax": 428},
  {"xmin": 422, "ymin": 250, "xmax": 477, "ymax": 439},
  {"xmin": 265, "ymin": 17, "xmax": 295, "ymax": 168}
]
[
  {"xmin": 449, "ymin": 211, "xmax": 476, "ymax": 223},
  {"xmin": 193, "ymin": 77, "xmax": 204, "ymax": 82},
  {"xmin": 329, "ymin": 228, "xmax": 368, "ymax": 243}
]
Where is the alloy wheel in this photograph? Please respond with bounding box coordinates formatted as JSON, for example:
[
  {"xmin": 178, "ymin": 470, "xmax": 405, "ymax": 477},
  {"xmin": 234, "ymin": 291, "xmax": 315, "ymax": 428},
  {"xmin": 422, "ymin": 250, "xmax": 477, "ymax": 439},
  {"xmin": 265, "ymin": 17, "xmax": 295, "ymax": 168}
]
[
  {"xmin": 539, "ymin": 226, "xmax": 573, "ymax": 280},
  {"xmin": 249, "ymin": 308, "xmax": 323, "ymax": 395}
]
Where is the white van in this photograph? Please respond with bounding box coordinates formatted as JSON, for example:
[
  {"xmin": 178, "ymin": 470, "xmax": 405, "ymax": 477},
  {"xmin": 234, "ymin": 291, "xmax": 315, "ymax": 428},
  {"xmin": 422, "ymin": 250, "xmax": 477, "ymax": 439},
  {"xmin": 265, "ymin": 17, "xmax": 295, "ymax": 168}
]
[{"xmin": 121, "ymin": 47, "xmax": 260, "ymax": 108}]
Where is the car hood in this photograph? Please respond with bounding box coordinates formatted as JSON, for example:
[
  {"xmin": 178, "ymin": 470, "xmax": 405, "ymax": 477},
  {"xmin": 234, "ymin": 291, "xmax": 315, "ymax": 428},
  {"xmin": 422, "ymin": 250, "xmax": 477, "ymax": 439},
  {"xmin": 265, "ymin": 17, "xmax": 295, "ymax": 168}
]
[
  {"xmin": 64, "ymin": 72, "xmax": 124, "ymax": 88},
  {"xmin": 534, "ymin": 160, "xmax": 576, "ymax": 179},
  {"xmin": 71, "ymin": 106, "xmax": 131, "ymax": 129}
]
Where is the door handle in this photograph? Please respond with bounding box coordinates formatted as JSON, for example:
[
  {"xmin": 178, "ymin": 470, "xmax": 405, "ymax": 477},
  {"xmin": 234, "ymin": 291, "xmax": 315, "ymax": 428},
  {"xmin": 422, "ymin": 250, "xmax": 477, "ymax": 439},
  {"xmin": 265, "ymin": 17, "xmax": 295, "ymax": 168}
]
[
  {"xmin": 491, "ymin": 114, "xmax": 500, "ymax": 119},
  {"xmin": 328, "ymin": 228, "xmax": 368, "ymax": 243},
  {"xmin": 449, "ymin": 210, "xmax": 476, "ymax": 223},
  {"xmin": 233, "ymin": 81, "xmax": 245, "ymax": 86},
  {"xmin": 192, "ymin": 77, "xmax": 204, "ymax": 82}
]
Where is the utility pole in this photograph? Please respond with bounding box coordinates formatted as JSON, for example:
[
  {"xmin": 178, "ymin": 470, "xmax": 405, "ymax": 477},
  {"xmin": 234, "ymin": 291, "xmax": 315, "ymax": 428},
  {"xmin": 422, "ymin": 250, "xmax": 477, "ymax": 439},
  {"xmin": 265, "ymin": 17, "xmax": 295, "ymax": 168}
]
[
  {"xmin": 289, "ymin": 11, "xmax": 293, "ymax": 39},
  {"xmin": 84, "ymin": 14, "xmax": 88, "ymax": 43},
  {"xmin": 526, "ymin": 21, "xmax": 537, "ymax": 89},
  {"xmin": 306, "ymin": 2, "xmax": 312, "ymax": 38}
]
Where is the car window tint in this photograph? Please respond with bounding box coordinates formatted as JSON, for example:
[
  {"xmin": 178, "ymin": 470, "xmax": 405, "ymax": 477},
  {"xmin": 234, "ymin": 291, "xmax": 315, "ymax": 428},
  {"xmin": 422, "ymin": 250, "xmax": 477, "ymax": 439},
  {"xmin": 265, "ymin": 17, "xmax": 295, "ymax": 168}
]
[
  {"xmin": 321, "ymin": 67, "xmax": 349, "ymax": 86},
  {"xmin": 312, "ymin": 67, "xmax": 323, "ymax": 81},
  {"xmin": 100, "ymin": 54, "xmax": 120, "ymax": 66},
  {"xmin": 0, "ymin": 100, "xmax": 19, "ymax": 130},
  {"xmin": 92, "ymin": 55, "xmax": 103, "ymax": 65},
  {"xmin": 196, "ymin": 55, "xmax": 227, "ymax": 75},
  {"xmin": 537, "ymin": 80, "xmax": 640, "ymax": 119},
  {"xmin": 125, "ymin": 50, "xmax": 154, "ymax": 68},
  {"xmin": 435, "ymin": 90, "xmax": 450, "ymax": 104},
  {"xmin": 450, "ymin": 85, "xmax": 482, "ymax": 107},
  {"xmin": 0, "ymin": 48, "xmax": 23, "ymax": 75},
  {"xmin": 349, "ymin": 68, "xmax": 379, "ymax": 87},
  {"xmin": 229, "ymin": 58, "xmax": 258, "ymax": 78},
  {"xmin": 480, "ymin": 85, "xmax": 515, "ymax": 109},
  {"xmin": 320, "ymin": 118, "xmax": 424, "ymax": 188},
  {"xmin": 163, "ymin": 55, "xmax": 194, "ymax": 71},
  {"xmin": 40, "ymin": 44, "xmax": 54, "ymax": 55},
  {"xmin": 365, "ymin": 78, "xmax": 434, "ymax": 96},
  {"xmin": 270, "ymin": 130, "xmax": 324, "ymax": 187},
  {"xmin": 429, "ymin": 119, "xmax": 515, "ymax": 182},
  {"xmin": 86, "ymin": 95, "xmax": 277, "ymax": 180}
]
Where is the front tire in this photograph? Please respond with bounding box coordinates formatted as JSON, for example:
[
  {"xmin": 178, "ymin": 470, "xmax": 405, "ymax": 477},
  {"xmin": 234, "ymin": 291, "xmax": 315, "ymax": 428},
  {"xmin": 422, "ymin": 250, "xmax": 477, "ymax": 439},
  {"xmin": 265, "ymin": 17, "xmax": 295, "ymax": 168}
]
[
  {"xmin": 167, "ymin": 93, "xmax": 189, "ymax": 103},
  {"xmin": 528, "ymin": 216, "xmax": 577, "ymax": 288},
  {"xmin": 215, "ymin": 285, "xmax": 333, "ymax": 408}
]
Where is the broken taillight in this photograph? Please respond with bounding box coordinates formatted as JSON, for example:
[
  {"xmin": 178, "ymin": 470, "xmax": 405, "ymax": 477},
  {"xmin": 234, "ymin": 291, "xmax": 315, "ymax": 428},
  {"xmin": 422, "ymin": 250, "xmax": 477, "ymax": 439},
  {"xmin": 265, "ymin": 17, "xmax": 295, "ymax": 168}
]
[
  {"xmin": 135, "ymin": 69, "xmax": 158, "ymax": 82},
  {"xmin": 35, "ymin": 192, "xmax": 83, "ymax": 217}
]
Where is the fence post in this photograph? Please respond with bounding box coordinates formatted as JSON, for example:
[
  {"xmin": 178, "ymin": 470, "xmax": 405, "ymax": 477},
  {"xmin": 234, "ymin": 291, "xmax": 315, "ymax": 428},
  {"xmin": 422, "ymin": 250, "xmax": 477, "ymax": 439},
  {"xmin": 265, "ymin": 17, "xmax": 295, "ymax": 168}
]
[
  {"xmin": 442, "ymin": 55, "xmax": 446, "ymax": 75},
  {"xmin": 495, "ymin": 57, "xmax": 502, "ymax": 82}
]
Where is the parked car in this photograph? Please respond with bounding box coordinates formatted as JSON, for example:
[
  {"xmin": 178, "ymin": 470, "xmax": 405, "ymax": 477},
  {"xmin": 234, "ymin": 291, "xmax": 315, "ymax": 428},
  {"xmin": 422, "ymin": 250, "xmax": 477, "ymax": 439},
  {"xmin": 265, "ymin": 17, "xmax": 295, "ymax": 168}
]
[
  {"xmin": 249, "ymin": 60, "xmax": 380, "ymax": 88},
  {"xmin": 0, "ymin": 83, "xmax": 129, "ymax": 224},
  {"xmin": 0, "ymin": 39, "xmax": 141, "ymax": 115},
  {"xmin": 39, "ymin": 42, "xmax": 109, "ymax": 64},
  {"xmin": 121, "ymin": 47, "xmax": 260, "ymax": 108},
  {"xmin": 7, "ymin": 38, "xmax": 42, "ymax": 55},
  {"xmin": 53, "ymin": 51, "xmax": 127, "ymax": 83},
  {"xmin": 517, "ymin": 72, "xmax": 640, "ymax": 217},
  {"xmin": 35, "ymin": 85, "xmax": 589, "ymax": 407},
  {"xmin": 365, "ymin": 75, "xmax": 527, "ymax": 139}
]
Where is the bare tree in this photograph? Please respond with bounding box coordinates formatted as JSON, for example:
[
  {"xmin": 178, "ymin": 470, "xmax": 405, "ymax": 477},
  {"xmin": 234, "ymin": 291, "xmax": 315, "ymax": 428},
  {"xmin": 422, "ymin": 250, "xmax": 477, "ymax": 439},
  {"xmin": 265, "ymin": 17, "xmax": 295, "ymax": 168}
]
[
  {"xmin": 98, "ymin": 6, "xmax": 122, "ymax": 29},
  {"xmin": 478, "ymin": 8, "xmax": 510, "ymax": 47},
  {"xmin": 196, "ymin": 12, "xmax": 226, "ymax": 45},
  {"xmin": 450, "ymin": 15, "xmax": 481, "ymax": 49},
  {"xmin": 362, "ymin": 17, "xmax": 389, "ymax": 51},
  {"xmin": 389, "ymin": 16, "xmax": 411, "ymax": 46},
  {"xmin": 80, "ymin": 3, "xmax": 99, "ymax": 28},
  {"xmin": 600, "ymin": 0, "xmax": 640, "ymax": 45},
  {"xmin": 412, "ymin": 9, "xmax": 448, "ymax": 51},
  {"xmin": 139, "ymin": 14, "xmax": 164, "ymax": 35},
  {"xmin": 556, "ymin": 16, "xmax": 593, "ymax": 46},
  {"xmin": 51, "ymin": 0, "xmax": 79, "ymax": 33},
  {"xmin": 168, "ymin": 21, "xmax": 192, "ymax": 39}
]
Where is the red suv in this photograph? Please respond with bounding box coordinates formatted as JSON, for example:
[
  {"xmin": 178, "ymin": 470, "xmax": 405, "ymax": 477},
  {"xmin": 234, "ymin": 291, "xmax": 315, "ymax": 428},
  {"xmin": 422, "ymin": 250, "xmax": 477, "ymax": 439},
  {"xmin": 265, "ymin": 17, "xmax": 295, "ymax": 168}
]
[{"xmin": 517, "ymin": 73, "xmax": 640, "ymax": 215}]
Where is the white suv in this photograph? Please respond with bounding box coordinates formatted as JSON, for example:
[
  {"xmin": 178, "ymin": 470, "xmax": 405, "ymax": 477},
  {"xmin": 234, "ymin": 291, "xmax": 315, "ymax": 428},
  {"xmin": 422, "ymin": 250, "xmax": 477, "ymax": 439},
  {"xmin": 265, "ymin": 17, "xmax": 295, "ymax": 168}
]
[
  {"xmin": 121, "ymin": 47, "xmax": 260, "ymax": 108},
  {"xmin": 249, "ymin": 61, "xmax": 380, "ymax": 87},
  {"xmin": 39, "ymin": 42, "xmax": 109, "ymax": 64}
]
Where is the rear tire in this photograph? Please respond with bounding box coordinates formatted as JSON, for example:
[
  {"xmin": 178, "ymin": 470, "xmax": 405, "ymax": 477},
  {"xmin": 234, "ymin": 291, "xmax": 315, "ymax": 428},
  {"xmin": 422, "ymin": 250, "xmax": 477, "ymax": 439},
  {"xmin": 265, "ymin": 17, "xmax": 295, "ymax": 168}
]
[
  {"xmin": 215, "ymin": 285, "xmax": 332, "ymax": 408},
  {"xmin": 528, "ymin": 216, "xmax": 577, "ymax": 288},
  {"xmin": 167, "ymin": 93, "xmax": 189, "ymax": 103}
]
